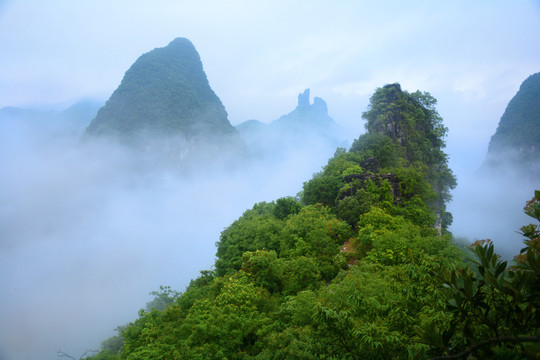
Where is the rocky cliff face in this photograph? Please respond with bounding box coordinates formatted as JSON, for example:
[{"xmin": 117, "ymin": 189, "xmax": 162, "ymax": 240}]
[{"xmin": 84, "ymin": 38, "xmax": 247, "ymax": 169}]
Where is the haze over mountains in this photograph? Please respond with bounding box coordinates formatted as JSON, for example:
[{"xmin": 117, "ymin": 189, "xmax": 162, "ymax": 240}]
[
  {"xmin": 0, "ymin": 38, "xmax": 348, "ymax": 360},
  {"xmin": 484, "ymin": 71, "xmax": 540, "ymax": 177},
  {"xmin": 80, "ymin": 37, "xmax": 349, "ymax": 172},
  {"xmin": 0, "ymin": 36, "xmax": 348, "ymax": 184},
  {"xmin": 0, "ymin": 99, "xmax": 102, "ymax": 138},
  {"xmin": 0, "ymin": 35, "xmax": 538, "ymax": 360},
  {"xmin": 236, "ymin": 88, "xmax": 346, "ymax": 160},
  {"xmin": 84, "ymin": 37, "xmax": 248, "ymax": 170},
  {"xmin": 449, "ymin": 71, "xmax": 540, "ymax": 258}
]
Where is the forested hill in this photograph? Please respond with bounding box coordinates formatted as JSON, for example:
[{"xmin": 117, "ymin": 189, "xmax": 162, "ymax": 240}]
[
  {"xmin": 486, "ymin": 72, "xmax": 540, "ymax": 173},
  {"xmin": 86, "ymin": 84, "xmax": 540, "ymax": 360},
  {"xmin": 84, "ymin": 38, "xmax": 247, "ymax": 168}
]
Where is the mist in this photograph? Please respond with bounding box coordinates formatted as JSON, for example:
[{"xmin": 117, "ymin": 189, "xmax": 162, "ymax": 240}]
[
  {"xmin": 1, "ymin": 1, "xmax": 539, "ymax": 357},
  {"xmin": 448, "ymin": 153, "xmax": 538, "ymax": 259},
  {"xmin": 2, "ymin": 85, "xmax": 539, "ymax": 360},
  {"xmin": 0, "ymin": 110, "xmax": 343, "ymax": 360},
  {"xmin": 1, "ymin": 89, "xmax": 538, "ymax": 359}
]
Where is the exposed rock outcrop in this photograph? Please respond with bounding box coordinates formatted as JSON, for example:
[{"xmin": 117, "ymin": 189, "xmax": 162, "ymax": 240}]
[{"xmin": 340, "ymin": 157, "xmax": 401, "ymax": 204}]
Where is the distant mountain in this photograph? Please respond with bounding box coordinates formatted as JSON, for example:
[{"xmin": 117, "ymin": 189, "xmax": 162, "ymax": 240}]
[
  {"xmin": 273, "ymin": 89, "xmax": 338, "ymax": 131},
  {"xmin": 59, "ymin": 99, "xmax": 104, "ymax": 129},
  {"xmin": 0, "ymin": 99, "xmax": 102, "ymax": 136},
  {"xmin": 236, "ymin": 89, "xmax": 345, "ymax": 159},
  {"xmin": 84, "ymin": 37, "xmax": 247, "ymax": 168},
  {"xmin": 485, "ymin": 72, "xmax": 540, "ymax": 175},
  {"xmin": 0, "ymin": 106, "xmax": 55, "ymax": 122}
]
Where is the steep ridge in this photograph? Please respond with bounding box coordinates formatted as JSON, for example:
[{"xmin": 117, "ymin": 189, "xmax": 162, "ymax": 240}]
[
  {"xmin": 485, "ymin": 72, "xmax": 540, "ymax": 176},
  {"xmin": 86, "ymin": 83, "xmax": 482, "ymax": 360},
  {"xmin": 84, "ymin": 38, "xmax": 247, "ymax": 168}
]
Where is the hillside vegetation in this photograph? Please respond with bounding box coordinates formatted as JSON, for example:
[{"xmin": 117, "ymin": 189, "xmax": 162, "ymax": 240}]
[
  {"xmin": 87, "ymin": 84, "xmax": 540, "ymax": 360},
  {"xmin": 84, "ymin": 38, "xmax": 246, "ymax": 169},
  {"xmin": 85, "ymin": 38, "xmax": 236, "ymax": 139},
  {"xmin": 487, "ymin": 72, "xmax": 540, "ymax": 174}
]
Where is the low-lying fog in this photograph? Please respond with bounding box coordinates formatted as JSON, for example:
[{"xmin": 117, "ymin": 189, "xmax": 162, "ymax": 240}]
[
  {"xmin": 449, "ymin": 167, "xmax": 536, "ymax": 259},
  {"xmin": 0, "ymin": 116, "xmax": 344, "ymax": 360},
  {"xmin": 0, "ymin": 105, "xmax": 537, "ymax": 360}
]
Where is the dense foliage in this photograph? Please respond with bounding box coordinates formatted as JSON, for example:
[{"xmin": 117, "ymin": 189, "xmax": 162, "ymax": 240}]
[
  {"xmin": 361, "ymin": 83, "xmax": 456, "ymax": 229},
  {"xmin": 418, "ymin": 191, "xmax": 540, "ymax": 359},
  {"xmin": 305, "ymin": 83, "xmax": 455, "ymax": 233},
  {"xmin": 85, "ymin": 84, "xmax": 539, "ymax": 359}
]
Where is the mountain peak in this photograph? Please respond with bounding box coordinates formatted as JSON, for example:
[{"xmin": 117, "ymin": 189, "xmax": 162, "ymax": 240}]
[
  {"xmin": 297, "ymin": 89, "xmax": 310, "ymax": 110},
  {"xmin": 85, "ymin": 37, "xmax": 225, "ymax": 137},
  {"xmin": 488, "ymin": 72, "xmax": 540, "ymax": 155},
  {"xmin": 169, "ymin": 37, "xmax": 194, "ymax": 46},
  {"xmin": 484, "ymin": 72, "xmax": 540, "ymax": 177},
  {"xmin": 84, "ymin": 38, "xmax": 246, "ymax": 168},
  {"xmin": 293, "ymin": 88, "xmax": 329, "ymax": 117}
]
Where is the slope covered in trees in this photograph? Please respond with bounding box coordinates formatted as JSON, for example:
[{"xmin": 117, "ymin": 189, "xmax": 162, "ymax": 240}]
[
  {"xmin": 486, "ymin": 72, "xmax": 540, "ymax": 175},
  {"xmin": 86, "ymin": 84, "xmax": 540, "ymax": 360},
  {"xmin": 84, "ymin": 38, "xmax": 247, "ymax": 169},
  {"xmin": 488, "ymin": 72, "xmax": 540, "ymax": 156}
]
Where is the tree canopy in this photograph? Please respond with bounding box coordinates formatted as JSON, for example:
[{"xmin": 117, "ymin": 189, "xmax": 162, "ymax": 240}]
[{"xmin": 84, "ymin": 84, "xmax": 539, "ymax": 360}]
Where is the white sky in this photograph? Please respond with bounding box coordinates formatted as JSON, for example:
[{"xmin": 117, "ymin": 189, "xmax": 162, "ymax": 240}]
[{"xmin": 1, "ymin": 1, "xmax": 539, "ymax": 129}]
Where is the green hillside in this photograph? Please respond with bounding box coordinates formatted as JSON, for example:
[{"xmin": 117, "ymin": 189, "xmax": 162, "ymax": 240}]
[
  {"xmin": 488, "ymin": 72, "xmax": 540, "ymax": 164},
  {"xmin": 86, "ymin": 84, "xmax": 540, "ymax": 360},
  {"xmin": 84, "ymin": 38, "xmax": 246, "ymax": 167}
]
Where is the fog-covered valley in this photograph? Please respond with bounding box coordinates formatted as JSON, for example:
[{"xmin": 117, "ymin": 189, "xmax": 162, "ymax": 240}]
[
  {"xmin": 1, "ymin": 88, "xmax": 537, "ymax": 359},
  {"xmin": 0, "ymin": 103, "xmax": 347, "ymax": 359},
  {"xmin": 1, "ymin": 1, "xmax": 540, "ymax": 359}
]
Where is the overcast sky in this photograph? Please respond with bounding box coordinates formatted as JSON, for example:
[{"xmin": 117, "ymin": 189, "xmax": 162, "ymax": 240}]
[
  {"xmin": 1, "ymin": 1, "xmax": 539, "ymax": 129},
  {"xmin": 1, "ymin": 1, "xmax": 540, "ymax": 359}
]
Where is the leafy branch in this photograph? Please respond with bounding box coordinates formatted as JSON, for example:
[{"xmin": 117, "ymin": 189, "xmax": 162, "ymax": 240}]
[{"xmin": 430, "ymin": 335, "xmax": 540, "ymax": 360}]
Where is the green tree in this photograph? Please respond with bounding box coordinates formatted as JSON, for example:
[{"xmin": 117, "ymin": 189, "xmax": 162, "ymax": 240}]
[
  {"xmin": 419, "ymin": 190, "xmax": 540, "ymax": 359},
  {"xmin": 361, "ymin": 83, "xmax": 456, "ymax": 230},
  {"xmin": 350, "ymin": 132, "xmax": 400, "ymax": 168},
  {"xmin": 272, "ymin": 196, "xmax": 302, "ymax": 220},
  {"xmin": 215, "ymin": 202, "xmax": 284, "ymax": 276},
  {"xmin": 145, "ymin": 285, "xmax": 180, "ymax": 312},
  {"xmin": 280, "ymin": 205, "xmax": 352, "ymax": 281},
  {"xmin": 177, "ymin": 272, "xmax": 274, "ymax": 359},
  {"xmin": 301, "ymin": 174, "xmax": 341, "ymax": 207}
]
